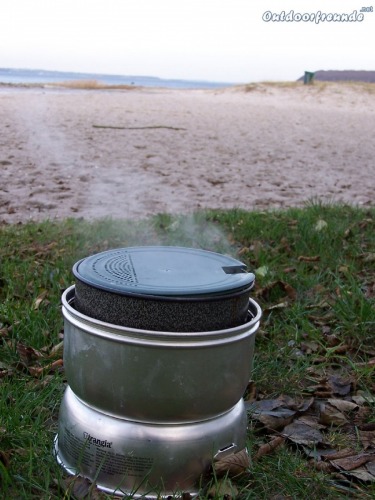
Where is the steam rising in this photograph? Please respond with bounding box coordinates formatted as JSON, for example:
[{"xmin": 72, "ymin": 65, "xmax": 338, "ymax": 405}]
[{"xmin": 157, "ymin": 213, "xmax": 237, "ymax": 257}]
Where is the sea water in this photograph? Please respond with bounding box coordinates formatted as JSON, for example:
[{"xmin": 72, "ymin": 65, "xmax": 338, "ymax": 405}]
[{"xmin": 0, "ymin": 67, "xmax": 234, "ymax": 90}]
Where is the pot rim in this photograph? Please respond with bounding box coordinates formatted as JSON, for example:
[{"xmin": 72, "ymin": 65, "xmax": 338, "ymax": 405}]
[{"xmin": 62, "ymin": 285, "xmax": 262, "ymax": 346}]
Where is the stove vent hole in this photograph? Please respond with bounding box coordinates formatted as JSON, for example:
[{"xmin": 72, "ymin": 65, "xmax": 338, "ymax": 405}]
[{"xmin": 214, "ymin": 443, "xmax": 237, "ymax": 460}]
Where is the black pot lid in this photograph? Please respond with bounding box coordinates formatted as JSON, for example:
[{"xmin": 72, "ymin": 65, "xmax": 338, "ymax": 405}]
[{"xmin": 73, "ymin": 246, "xmax": 255, "ymax": 297}]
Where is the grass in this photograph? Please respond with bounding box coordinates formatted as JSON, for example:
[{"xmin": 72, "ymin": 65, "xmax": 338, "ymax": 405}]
[
  {"xmin": 240, "ymin": 80, "xmax": 375, "ymax": 95},
  {"xmin": 0, "ymin": 203, "xmax": 374, "ymax": 498},
  {"xmin": 48, "ymin": 80, "xmax": 138, "ymax": 90}
]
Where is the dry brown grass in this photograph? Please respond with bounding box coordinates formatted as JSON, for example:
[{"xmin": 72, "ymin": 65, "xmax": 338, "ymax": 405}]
[
  {"xmin": 239, "ymin": 81, "xmax": 316, "ymax": 93},
  {"xmin": 48, "ymin": 79, "xmax": 138, "ymax": 90},
  {"xmin": 259, "ymin": 80, "xmax": 301, "ymax": 88},
  {"xmin": 237, "ymin": 80, "xmax": 375, "ymax": 95},
  {"xmin": 343, "ymin": 80, "xmax": 375, "ymax": 94}
]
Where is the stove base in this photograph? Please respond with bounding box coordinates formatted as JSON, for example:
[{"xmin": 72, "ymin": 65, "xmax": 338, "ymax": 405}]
[{"xmin": 54, "ymin": 387, "xmax": 248, "ymax": 497}]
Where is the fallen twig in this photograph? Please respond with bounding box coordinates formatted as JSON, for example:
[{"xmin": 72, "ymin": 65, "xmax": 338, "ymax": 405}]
[{"xmin": 93, "ymin": 124, "xmax": 186, "ymax": 131}]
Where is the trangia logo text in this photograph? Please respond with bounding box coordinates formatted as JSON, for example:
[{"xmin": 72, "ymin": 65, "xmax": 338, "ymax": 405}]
[
  {"xmin": 83, "ymin": 432, "xmax": 113, "ymax": 448},
  {"xmin": 262, "ymin": 10, "xmax": 366, "ymax": 23}
]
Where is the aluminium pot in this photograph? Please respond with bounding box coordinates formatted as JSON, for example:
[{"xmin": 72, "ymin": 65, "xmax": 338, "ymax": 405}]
[
  {"xmin": 62, "ymin": 285, "xmax": 261, "ymax": 423},
  {"xmin": 72, "ymin": 246, "xmax": 255, "ymax": 332},
  {"xmin": 55, "ymin": 388, "xmax": 248, "ymax": 498}
]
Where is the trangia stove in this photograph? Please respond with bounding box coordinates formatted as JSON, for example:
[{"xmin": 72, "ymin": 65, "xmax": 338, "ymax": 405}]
[{"xmin": 54, "ymin": 246, "xmax": 262, "ymax": 497}]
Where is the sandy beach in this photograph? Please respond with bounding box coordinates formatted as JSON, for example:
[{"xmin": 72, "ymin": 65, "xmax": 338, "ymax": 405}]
[{"xmin": 0, "ymin": 82, "xmax": 374, "ymax": 224}]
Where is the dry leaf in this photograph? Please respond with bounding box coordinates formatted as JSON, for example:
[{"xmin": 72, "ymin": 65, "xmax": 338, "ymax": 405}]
[
  {"xmin": 296, "ymin": 415, "xmax": 325, "ymax": 429},
  {"xmin": 48, "ymin": 341, "xmax": 64, "ymax": 358},
  {"xmin": 282, "ymin": 421, "xmax": 325, "ymax": 446},
  {"xmin": 32, "ymin": 290, "xmax": 48, "ymax": 310},
  {"xmin": 266, "ymin": 301, "xmax": 289, "ymax": 311},
  {"xmin": 327, "ymin": 399, "xmax": 358, "ymax": 413},
  {"xmin": 249, "ymin": 399, "xmax": 285, "ymax": 413},
  {"xmin": 244, "ymin": 381, "xmax": 257, "ymax": 403},
  {"xmin": 330, "ymin": 453, "xmax": 374, "ymax": 472},
  {"xmin": 237, "ymin": 246, "xmax": 249, "ymax": 257},
  {"xmin": 353, "ymin": 358, "xmax": 375, "ymax": 368},
  {"xmin": 360, "ymin": 252, "xmax": 375, "ymax": 263},
  {"xmin": 308, "ymin": 311, "xmax": 337, "ymax": 326},
  {"xmin": 344, "ymin": 466, "xmax": 375, "ymax": 482},
  {"xmin": 300, "ymin": 341, "xmax": 320, "ymax": 354},
  {"xmin": 60, "ymin": 475, "xmax": 107, "ymax": 499},
  {"xmin": 28, "ymin": 359, "xmax": 63, "ymax": 377},
  {"xmin": 249, "ymin": 396, "xmax": 316, "ymax": 432},
  {"xmin": 62, "ymin": 475, "xmax": 92, "ymax": 498},
  {"xmin": 321, "ymin": 449, "xmax": 357, "ymax": 461},
  {"xmin": 310, "ymin": 460, "xmax": 335, "ymax": 473},
  {"xmin": 207, "ymin": 478, "xmax": 238, "ymax": 499},
  {"xmin": 256, "ymin": 280, "xmax": 296, "ymax": 301},
  {"xmin": 283, "ymin": 266, "xmax": 296, "ymax": 274},
  {"xmin": 359, "ymin": 430, "xmax": 375, "ymax": 450},
  {"xmin": 17, "ymin": 342, "xmax": 43, "ymax": 366},
  {"xmin": 214, "ymin": 449, "xmax": 250, "ymax": 477},
  {"xmin": 254, "ymin": 409, "xmax": 296, "ymax": 431},
  {"xmin": 311, "ymin": 375, "xmax": 352, "ymax": 398},
  {"xmin": 0, "ymin": 362, "xmax": 13, "ymax": 378},
  {"xmin": 298, "ymin": 255, "xmax": 320, "ymax": 262},
  {"xmin": 328, "ymin": 344, "xmax": 351, "ymax": 355},
  {"xmin": 325, "ymin": 334, "xmax": 340, "ymax": 346},
  {"xmin": 319, "ymin": 402, "xmax": 348, "ymax": 426},
  {"xmin": 366, "ymin": 461, "xmax": 375, "ymax": 477},
  {"xmin": 358, "ymin": 423, "xmax": 375, "ymax": 432},
  {"xmin": 328, "ymin": 376, "xmax": 352, "ymax": 396},
  {"xmin": 283, "ymin": 283, "xmax": 297, "ymax": 301},
  {"xmin": 352, "ymin": 392, "xmax": 375, "ymax": 406},
  {"xmin": 296, "ymin": 398, "xmax": 315, "ymax": 413},
  {"xmin": 0, "ymin": 326, "xmax": 10, "ymax": 338},
  {"xmin": 253, "ymin": 436, "xmax": 285, "ymax": 460}
]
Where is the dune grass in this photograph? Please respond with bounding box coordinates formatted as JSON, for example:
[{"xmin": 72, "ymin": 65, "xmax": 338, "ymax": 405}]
[
  {"xmin": 0, "ymin": 203, "xmax": 374, "ymax": 498},
  {"xmin": 48, "ymin": 80, "xmax": 138, "ymax": 90},
  {"xmin": 240, "ymin": 80, "xmax": 375, "ymax": 95}
]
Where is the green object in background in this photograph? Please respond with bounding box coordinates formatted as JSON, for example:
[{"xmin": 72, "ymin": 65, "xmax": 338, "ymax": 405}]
[{"xmin": 304, "ymin": 71, "xmax": 315, "ymax": 84}]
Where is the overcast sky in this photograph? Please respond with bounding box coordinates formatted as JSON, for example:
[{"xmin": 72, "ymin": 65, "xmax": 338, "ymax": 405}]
[{"xmin": 1, "ymin": 0, "xmax": 373, "ymax": 83}]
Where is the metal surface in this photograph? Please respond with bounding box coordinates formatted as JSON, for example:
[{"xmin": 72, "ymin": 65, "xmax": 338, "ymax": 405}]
[
  {"xmin": 62, "ymin": 285, "xmax": 261, "ymax": 422},
  {"xmin": 55, "ymin": 387, "xmax": 248, "ymax": 498}
]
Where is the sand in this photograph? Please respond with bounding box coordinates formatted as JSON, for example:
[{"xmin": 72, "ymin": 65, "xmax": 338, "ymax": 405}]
[{"xmin": 0, "ymin": 82, "xmax": 374, "ymax": 224}]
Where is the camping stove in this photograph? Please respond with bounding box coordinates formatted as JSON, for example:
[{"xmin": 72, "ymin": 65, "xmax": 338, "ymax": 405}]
[{"xmin": 54, "ymin": 247, "xmax": 261, "ymax": 497}]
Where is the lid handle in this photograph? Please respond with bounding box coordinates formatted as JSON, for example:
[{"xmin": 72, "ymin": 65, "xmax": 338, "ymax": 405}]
[{"xmin": 222, "ymin": 265, "xmax": 247, "ymax": 275}]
